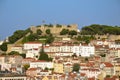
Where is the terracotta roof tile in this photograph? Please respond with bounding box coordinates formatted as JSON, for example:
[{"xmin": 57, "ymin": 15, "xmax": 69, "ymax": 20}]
[{"xmin": 102, "ymin": 62, "xmax": 113, "ymax": 67}]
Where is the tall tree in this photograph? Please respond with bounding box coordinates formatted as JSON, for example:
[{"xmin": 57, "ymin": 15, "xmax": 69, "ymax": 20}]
[
  {"xmin": 38, "ymin": 47, "xmax": 49, "ymax": 61},
  {"xmin": 39, "ymin": 46, "xmax": 53, "ymax": 61},
  {"xmin": 46, "ymin": 34, "xmax": 54, "ymax": 44},
  {"xmin": 8, "ymin": 51, "xmax": 19, "ymax": 55},
  {"xmin": 60, "ymin": 29, "xmax": 69, "ymax": 35},
  {"xmin": 0, "ymin": 42, "xmax": 7, "ymax": 51},
  {"xmin": 23, "ymin": 64, "xmax": 30, "ymax": 71},
  {"xmin": 37, "ymin": 29, "xmax": 42, "ymax": 35},
  {"xmin": 72, "ymin": 63, "xmax": 80, "ymax": 72},
  {"xmin": 69, "ymin": 30, "xmax": 77, "ymax": 36},
  {"xmin": 27, "ymin": 33, "xmax": 38, "ymax": 41},
  {"xmin": 46, "ymin": 29, "xmax": 51, "ymax": 34}
]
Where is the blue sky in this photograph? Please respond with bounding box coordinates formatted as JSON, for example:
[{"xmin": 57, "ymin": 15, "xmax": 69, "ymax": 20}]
[{"xmin": 0, "ymin": 0, "xmax": 120, "ymax": 40}]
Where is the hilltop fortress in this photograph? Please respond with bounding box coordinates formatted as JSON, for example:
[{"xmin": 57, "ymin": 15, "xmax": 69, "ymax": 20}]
[
  {"xmin": 30, "ymin": 24, "xmax": 78, "ymax": 35},
  {"xmin": 30, "ymin": 24, "xmax": 120, "ymax": 41}
]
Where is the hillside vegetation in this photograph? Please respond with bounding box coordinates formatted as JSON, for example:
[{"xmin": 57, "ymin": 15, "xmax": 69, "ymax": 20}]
[
  {"xmin": 1, "ymin": 24, "xmax": 120, "ymax": 52},
  {"xmin": 80, "ymin": 24, "xmax": 120, "ymax": 35}
]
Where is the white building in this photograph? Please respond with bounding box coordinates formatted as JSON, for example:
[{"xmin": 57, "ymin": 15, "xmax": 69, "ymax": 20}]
[
  {"xmin": 26, "ymin": 48, "xmax": 40, "ymax": 58},
  {"xmin": 80, "ymin": 45, "xmax": 95, "ymax": 57},
  {"xmin": 80, "ymin": 68, "xmax": 101, "ymax": 78},
  {"xmin": 30, "ymin": 60, "xmax": 53, "ymax": 69},
  {"xmin": 109, "ymin": 41, "xmax": 120, "ymax": 49},
  {"xmin": 72, "ymin": 44, "xmax": 95, "ymax": 57},
  {"xmin": 45, "ymin": 43, "xmax": 94, "ymax": 57},
  {"xmin": 60, "ymin": 45, "xmax": 73, "ymax": 52},
  {"xmin": 55, "ymin": 52, "xmax": 73, "ymax": 57},
  {"xmin": 72, "ymin": 45, "xmax": 80, "ymax": 56},
  {"xmin": 24, "ymin": 42, "xmax": 42, "ymax": 58},
  {"xmin": 24, "ymin": 42, "xmax": 42, "ymax": 50}
]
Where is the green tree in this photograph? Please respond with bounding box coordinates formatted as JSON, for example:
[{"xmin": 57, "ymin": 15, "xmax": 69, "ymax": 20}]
[
  {"xmin": 69, "ymin": 30, "xmax": 77, "ymax": 36},
  {"xmin": 115, "ymin": 39, "xmax": 120, "ymax": 44},
  {"xmin": 27, "ymin": 33, "xmax": 38, "ymax": 41},
  {"xmin": 100, "ymin": 54, "xmax": 106, "ymax": 57},
  {"xmin": 44, "ymin": 67, "xmax": 49, "ymax": 70},
  {"xmin": 38, "ymin": 47, "xmax": 49, "ymax": 61},
  {"xmin": 20, "ymin": 54, "xmax": 26, "ymax": 58},
  {"xmin": 56, "ymin": 24, "xmax": 62, "ymax": 27},
  {"xmin": 36, "ymin": 25, "xmax": 41, "ymax": 27},
  {"xmin": 22, "ymin": 36, "xmax": 29, "ymax": 44},
  {"xmin": 8, "ymin": 51, "xmax": 19, "ymax": 55},
  {"xmin": 46, "ymin": 34, "xmax": 54, "ymax": 44},
  {"xmin": 85, "ymin": 57, "xmax": 88, "ymax": 62},
  {"xmin": 48, "ymin": 24, "xmax": 53, "ymax": 27},
  {"xmin": 60, "ymin": 29, "xmax": 69, "ymax": 35},
  {"xmin": 0, "ymin": 42, "xmax": 7, "ymax": 51},
  {"xmin": 72, "ymin": 63, "xmax": 80, "ymax": 72},
  {"xmin": 67, "ymin": 25, "xmax": 71, "ymax": 27},
  {"xmin": 46, "ymin": 29, "xmax": 51, "ymax": 34},
  {"xmin": 106, "ymin": 75, "xmax": 110, "ymax": 78},
  {"xmin": 23, "ymin": 64, "xmax": 30, "ymax": 71},
  {"xmin": 38, "ymin": 46, "xmax": 53, "ymax": 61},
  {"xmin": 37, "ymin": 29, "xmax": 42, "ymax": 35},
  {"xmin": 9, "ymin": 30, "xmax": 29, "ymax": 43},
  {"xmin": 72, "ymin": 53, "xmax": 77, "ymax": 58},
  {"xmin": 80, "ymin": 24, "xmax": 120, "ymax": 35}
]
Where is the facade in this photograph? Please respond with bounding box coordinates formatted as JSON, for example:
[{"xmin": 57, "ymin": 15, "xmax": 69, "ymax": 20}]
[
  {"xmin": 30, "ymin": 60, "xmax": 53, "ymax": 69},
  {"xmin": 8, "ymin": 55, "xmax": 23, "ymax": 67},
  {"xmin": 80, "ymin": 68, "xmax": 101, "ymax": 78},
  {"xmin": 0, "ymin": 75, "xmax": 26, "ymax": 80},
  {"xmin": 26, "ymin": 68, "xmax": 38, "ymax": 77},
  {"xmin": 64, "ymin": 62, "xmax": 73, "ymax": 73},
  {"xmin": 24, "ymin": 42, "xmax": 42, "ymax": 58},
  {"xmin": 26, "ymin": 48, "xmax": 40, "ymax": 58},
  {"xmin": 0, "ymin": 56, "xmax": 6, "ymax": 63},
  {"xmin": 100, "ymin": 62, "xmax": 114, "ymax": 76},
  {"xmin": 22, "ymin": 57, "xmax": 35, "ymax": 65},
  {"xmin": 112, "ymin": 58, "xmax": 120, "ymax": 76},
  {"xmin": 54, "ymin": 62, "xmax": 64, "ymax": 73},
  {"xmin": 80, "ymin": 45, "xmax": 95, "ymax": 57},
  {"xmin": 24, "ymin": 42, "xmax": 42, "ymax": 50},
  {"xmin": 72, "ymin": 45, "xmax": 80, "ymax": 56},
  {"xmin": 11, "ymin": 46, "xmax": 23, "ymax": 54},
  {"xmin": 55, "ymin": 52, "xmax": 73, "ymax": 57}
]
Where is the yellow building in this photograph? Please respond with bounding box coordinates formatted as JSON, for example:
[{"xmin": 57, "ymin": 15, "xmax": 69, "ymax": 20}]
[
  {"xmin": 41, "ymin": 75, "xmax": 58, "ymax": 80},
  {"xmin": 113, "ymin": 60, "xmax": 120, "ymax": 76},
  {"xmin": 53, "ymin": 62, "xmax": 64, "ymax": 73},
  {"xmin": 42, "ymin": 76, "xmax": 49, "ymax": 80}
]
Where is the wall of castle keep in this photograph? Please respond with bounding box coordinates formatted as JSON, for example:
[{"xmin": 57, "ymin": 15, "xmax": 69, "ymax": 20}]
[
  {"xmin": 95, "ymin": 35, "xmax": 120, "ymax": 41},
  {"xmin": 30, "ymin": 24, "xmax": 78, "ymax": 35}
]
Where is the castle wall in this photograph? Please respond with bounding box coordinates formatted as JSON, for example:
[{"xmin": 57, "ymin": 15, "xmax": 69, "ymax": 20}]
[{"xmin": 30, "ymin": 24, "xmax": 78, "ymax": 35}]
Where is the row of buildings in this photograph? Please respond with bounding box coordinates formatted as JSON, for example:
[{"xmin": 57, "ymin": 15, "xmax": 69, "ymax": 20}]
[{"xmin": 0, "ymin": 39, "xmax": 120, "ymax": 80}]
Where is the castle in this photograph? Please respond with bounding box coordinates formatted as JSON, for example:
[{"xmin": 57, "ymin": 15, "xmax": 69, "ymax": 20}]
[{"xmin": 30, "ymin": 24, "xmax": 78, "ymax": 35}]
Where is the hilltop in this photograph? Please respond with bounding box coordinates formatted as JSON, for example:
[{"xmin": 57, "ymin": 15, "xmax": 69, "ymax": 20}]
[
  {"xmin": 1, "ymin": 24, "xmax": 120, "ymax": 52},
  {"xmin": 7, "ymin": 24, "xmax": 78, "ymax": 44}
]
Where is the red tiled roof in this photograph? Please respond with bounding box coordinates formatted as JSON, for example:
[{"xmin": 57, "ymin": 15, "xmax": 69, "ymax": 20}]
[
  {"xmin": 28, "ymin": 68, "xmax": 37, "ymax": 71},
  {"xmin": 65, "ymin": 63, "xmax": 72, "ymax": 66},
  {"xmin": 80, "ymin": 73, "xmax": 86, "ymax": 76},
  {"xmin": 82, "ymin": 68, "xmax": 100, "ymax": 71},
  {"xmin": 41, "ymin": 70, "xmax": 49, "ymax": 72},
  {"xmin": 33, "ymin": 48, "xmax": 38, "ymax": 50},
  {"xmin": 88, "ymin": 77, "xmax": 95, "ymax": 80},
  {"xmin": 102, "ymin": 62, "xmax": 113, "ymax": 67},
  {"xmin": 23, "ymin": 57, "xmax": 35, "ymax": 60}
]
